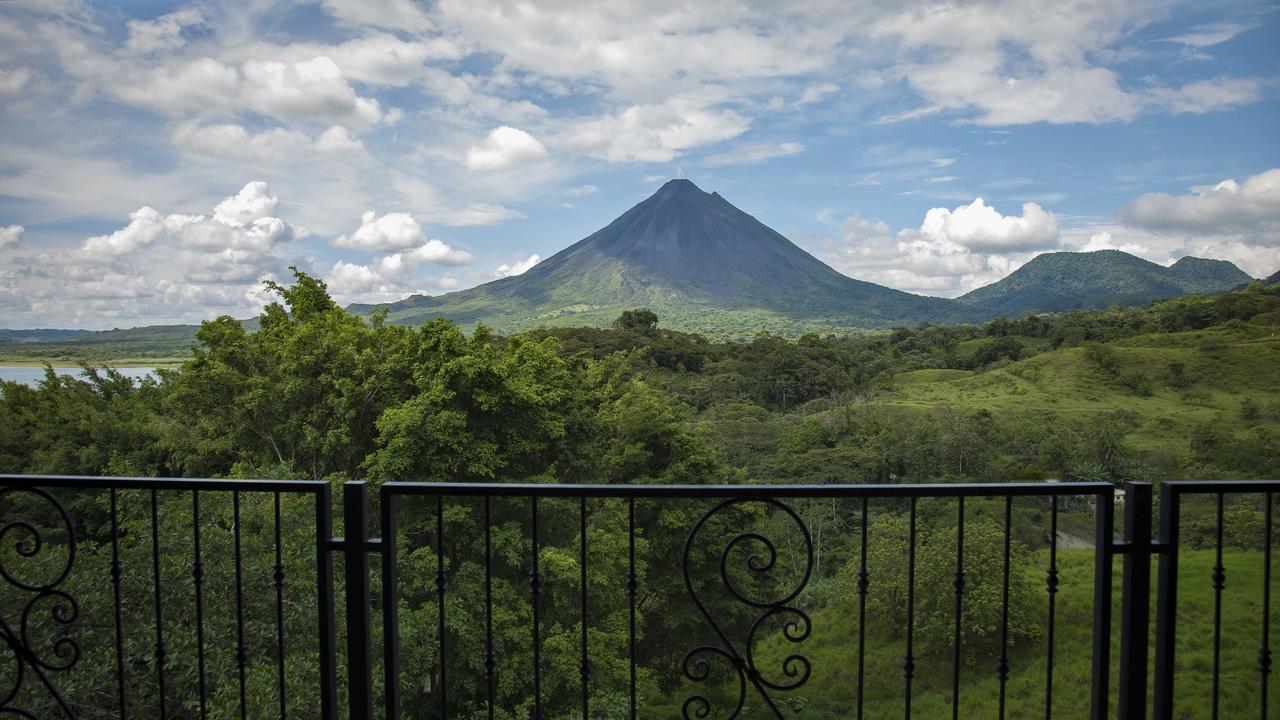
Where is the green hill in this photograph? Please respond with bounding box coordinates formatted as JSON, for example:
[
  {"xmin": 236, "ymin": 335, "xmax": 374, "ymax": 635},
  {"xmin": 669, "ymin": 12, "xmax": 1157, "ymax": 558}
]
[
  {"xmin": 351, "ymin": 179, "xmax": 984, "ymax": 337},
  {"xmin": 959, "ymin": 250, "xmax": 1250, "ymax": 316}
]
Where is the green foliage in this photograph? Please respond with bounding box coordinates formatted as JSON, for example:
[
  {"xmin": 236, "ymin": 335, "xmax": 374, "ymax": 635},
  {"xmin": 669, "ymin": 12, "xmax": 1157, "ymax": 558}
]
[{"xmin": 852, "ymin": 514, "xmax": 1040, "ymax": 653}]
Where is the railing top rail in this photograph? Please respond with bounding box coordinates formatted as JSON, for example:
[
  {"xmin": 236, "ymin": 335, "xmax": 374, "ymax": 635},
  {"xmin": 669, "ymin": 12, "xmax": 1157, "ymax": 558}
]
[
  {"xmin": 0, "ymin": 473, "xmax": 331, "ymax": 494},
  {"xmin": 379, "ymin": 480, "xmax": 1113, "ymax": 498},
  {"xmin": 1160, "ymin": 479, "xmax": 1280, "ymax": 495}
]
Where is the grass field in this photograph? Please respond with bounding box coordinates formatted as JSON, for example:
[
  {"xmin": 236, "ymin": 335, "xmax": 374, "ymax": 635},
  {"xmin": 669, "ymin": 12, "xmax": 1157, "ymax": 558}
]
[
  {"xmin": 648, "ymin": 547, "xmax": 1277, "ymax": 718},
  {"xmin": 878, "ymin": 324, "xmax": 1280, "ymax": 461}
]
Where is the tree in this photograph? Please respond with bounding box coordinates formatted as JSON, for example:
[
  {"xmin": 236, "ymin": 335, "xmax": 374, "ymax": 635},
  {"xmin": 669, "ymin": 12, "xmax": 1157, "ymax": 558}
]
[{"xmin": 613, "ymin": 308, "xmax": 659, "ymax": 332}]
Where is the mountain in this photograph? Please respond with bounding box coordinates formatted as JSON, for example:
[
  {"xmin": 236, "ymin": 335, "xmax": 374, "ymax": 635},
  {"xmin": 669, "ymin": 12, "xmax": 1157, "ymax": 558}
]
[
  {"xmin": 354, "ymin": 179, "xmax": 983, "ymax": 336},
  {"xmin": 959, "ymin": 250, "xmax": 1251, "ymax": 316}
]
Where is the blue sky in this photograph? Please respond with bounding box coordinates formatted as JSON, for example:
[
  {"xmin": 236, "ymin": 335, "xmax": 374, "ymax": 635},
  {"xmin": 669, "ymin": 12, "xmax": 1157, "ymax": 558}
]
[{"xmin": 0, "ymin": 0, "xmax": 1277, "ymax": 328}]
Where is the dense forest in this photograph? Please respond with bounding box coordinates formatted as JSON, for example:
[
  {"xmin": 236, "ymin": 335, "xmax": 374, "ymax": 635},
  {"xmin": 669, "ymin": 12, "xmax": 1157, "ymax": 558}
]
[{"xmin": 3, "ymin": 271, "xmax": 1279, "ymax": 717}]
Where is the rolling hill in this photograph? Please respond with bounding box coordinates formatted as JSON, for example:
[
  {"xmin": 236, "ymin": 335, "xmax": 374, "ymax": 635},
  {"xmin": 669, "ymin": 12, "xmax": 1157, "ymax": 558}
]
[
  {"xmin": 351, "ymin": 179, "xmax": 984, "ymax": 336},
  {"xmin": 959, "ymin": 250, "xmax": 1250, "ymax": 315}
]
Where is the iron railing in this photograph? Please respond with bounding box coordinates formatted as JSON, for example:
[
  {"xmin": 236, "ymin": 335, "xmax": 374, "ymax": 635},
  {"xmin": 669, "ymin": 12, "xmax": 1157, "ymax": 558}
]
[{"xmin": 0, "ymin": 474, "xmax": 1275, "ymax": 719}]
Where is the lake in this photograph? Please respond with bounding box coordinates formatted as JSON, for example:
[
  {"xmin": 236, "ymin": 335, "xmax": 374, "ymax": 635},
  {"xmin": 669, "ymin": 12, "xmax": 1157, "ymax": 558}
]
[{"xmin": 0, "ymin": 366, "xmax": 158, "ymax": 387}]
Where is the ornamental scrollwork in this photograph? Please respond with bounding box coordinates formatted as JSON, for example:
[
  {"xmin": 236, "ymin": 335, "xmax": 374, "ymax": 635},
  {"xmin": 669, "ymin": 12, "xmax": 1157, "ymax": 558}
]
[
  {"xmin": 0, "ymin": 486, "xmax": 79, "ymax": 719},
  {"xmin": 681, "ymin": 498, "xmax": 813, "ymax": 719}
]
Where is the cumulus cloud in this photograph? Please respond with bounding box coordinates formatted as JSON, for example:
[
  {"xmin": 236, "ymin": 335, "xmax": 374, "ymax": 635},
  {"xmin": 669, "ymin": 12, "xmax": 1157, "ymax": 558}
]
[
  {"xmin": 1, "ymin": 182, "xmax": 313, "ymax": 327},
  {"xmin": 558, "ymin": 97, "xmax": 749, "ymax": 163},
  {"xmin": 465, "ymin": 126, "xmax": 549, "ymax": 171},
  {"xmin": 494, "ymin": 254, "xmax": 540, "ymax": 278},
  {"xmin": 920, "ymin": 198, "xmax": 1059, "ymax": 253},
  {"xmin": 332, "ymin": 210, "xmax": 474, "ymax": 264},
  {"xmin": 705, "ymin": 142, "xmax": 803, "ymax": 166},
  {"xmin": 821, "ymin": 198, "xmax": 1058, "ymax": 296},
  {"xmin": 325, "ymin": 256, "xmax": 459, "ymax": 304},
  {"xmin": 1109, "ymin": 168, "xmax": 1280, "ymax": 276},
  {"xmin": 80, "ymin": 182, "xmax": 303, "ymax": 261},
  {"xmin": 1120, "ymin": 168, "xmax": 1280, "ymax": 235},
  {"xmin": 0, "ymin": 225, "xmax": 23, "ymax": 249}
]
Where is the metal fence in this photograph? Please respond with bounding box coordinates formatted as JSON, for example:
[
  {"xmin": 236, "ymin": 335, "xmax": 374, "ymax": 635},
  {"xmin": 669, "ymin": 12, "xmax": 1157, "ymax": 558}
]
[{"xmin": 1, "ymin": 474, "xmax": 1275, "ymax": 719}]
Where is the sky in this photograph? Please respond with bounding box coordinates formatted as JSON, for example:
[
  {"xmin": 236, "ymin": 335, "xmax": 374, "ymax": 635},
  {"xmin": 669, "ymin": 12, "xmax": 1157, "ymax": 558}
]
[{"xmin": 0, "ymin": 0, "xmax": 1278, "ymax": 330}]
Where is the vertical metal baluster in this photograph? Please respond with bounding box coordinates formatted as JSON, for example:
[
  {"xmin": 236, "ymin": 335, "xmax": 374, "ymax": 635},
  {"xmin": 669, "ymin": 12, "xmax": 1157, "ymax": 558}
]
[
  {"xmin": 628, "ymin": 497, "xmax": 638, "ymax": 720},
  {"xmin": 110, "ymin": 488, "xmax": 128, "ymax": 720},
  {"xmin": 150, "ymin": 489, "xmax": 168, "ymax": 720},
  {"xmin": 234, "ymin": 490, "xmax": 248, "ymax": 720},
  {"xmin": 193, "ymin": 491, "xmax": 208, "ymax": 720},
  {"xmin": 952, "ymin": 497, "xmax": 964, "ymax": 720},
  {"xmin": 315, "ymin": 485, "xmax": 337, "ymax": 720},
  {"xmin": 531, "ymin": 496, "xmax": 542, "ymax": 720},
  {"xmin": 856, "ymin": 496, "xmax": 869, "ymax": 720},
  {"xmin": 580, "ymin": 496, "xmax": 590, "ymax": 720},
  {"xmin": 1262, "ymin": 492, "xmax": 1273, "ymax": 720},
  {"xmin": 1045, "ymin": 494, "xmax": 1059, "ymax": 720},
  {"xmin": 904, "ymin": 497, "xmax": 916, "ymax": 720},
  {"xmin": 1212, "ymin": 492, "xmax": 1225, "ymax": 720},
  {"xmin": 485, "ymin": 496, "xmax": 496, "ymax": 720},
  {"xmin": 997, "ymin": 496, "xmax": 1012, "ymax": 720},
  {"xmin": 273, "ymin": 492, "xmax": 287, "ymax": 719},
  {"xmin": 382, "ymin": 491, "xmax": 401, "ymax": 720},
  {"xmin": 437, "ymin": 496, "xmax": 448, "ymax": 718}
]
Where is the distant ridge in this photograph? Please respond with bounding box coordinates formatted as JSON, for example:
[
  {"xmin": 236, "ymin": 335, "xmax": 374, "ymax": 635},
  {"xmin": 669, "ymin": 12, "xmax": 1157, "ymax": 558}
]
[
  {"xmin": 959, "ymin": 249, "xmax": 1251, "ymax": 315},
  {"xmin": 353, "ymin": 179, "xmax": 983, "ymax": 335}
]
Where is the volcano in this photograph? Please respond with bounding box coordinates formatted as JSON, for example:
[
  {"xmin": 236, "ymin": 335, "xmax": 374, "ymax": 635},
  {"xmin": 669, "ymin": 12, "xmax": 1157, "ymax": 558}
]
[{"xmin": 352, "ymin": 179, "xmax": 983, "ymax": 335}]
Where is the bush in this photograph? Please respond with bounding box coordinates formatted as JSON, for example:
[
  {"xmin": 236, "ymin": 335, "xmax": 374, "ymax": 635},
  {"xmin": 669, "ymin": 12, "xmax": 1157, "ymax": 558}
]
[{"xmin": 1116, "ymin": 369, "xmax": 1153, "ymax": 396}]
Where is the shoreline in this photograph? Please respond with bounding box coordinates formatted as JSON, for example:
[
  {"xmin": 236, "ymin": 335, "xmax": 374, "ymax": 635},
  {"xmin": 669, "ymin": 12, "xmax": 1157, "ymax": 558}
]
[{"xmin": 0, "ymin": 359, "xmax": 184, "ymax": 368}]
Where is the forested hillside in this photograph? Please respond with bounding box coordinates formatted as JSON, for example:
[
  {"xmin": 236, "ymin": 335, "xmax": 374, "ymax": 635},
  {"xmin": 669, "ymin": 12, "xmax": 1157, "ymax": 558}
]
[{"xmin": 4, "ymin": 272, "xmax": 1279, "ymax": 717}]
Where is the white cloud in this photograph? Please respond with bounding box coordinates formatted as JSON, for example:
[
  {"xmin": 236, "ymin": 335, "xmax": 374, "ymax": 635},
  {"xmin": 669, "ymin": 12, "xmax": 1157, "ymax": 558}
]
[
  {"xmin": 465, "ymin": 126, "xmax": 549, "ymax": 171},
  {"xmin": 325, "ymin": 255, "xmax": 460, "ymax": 304},
  {"xmin": 334, "ymin": 210, "xmax": 424, "ymax": 251},
  {"xmin": 1147, "ymin": 77, "xmax": 1265, "ymax": 115},
  {"xmin": 174, "ymin": 122, "xmax": 365, "ymax": 160},
  {"xmin": 212, "ymin": 181, "xmax": 279, "ymax": 226},
  {"xmin": 0, "ymin": 68, "xmax": 33, "ymax": 94},
  {"xmin": 1120, "ymin": 168, "xmax": 1280, "ymax": 235},
  {"xmin": 123, "ymin": 7, "xmax": 205, "ymax": 55},
  {"xmin": 0, "ymin": 225, "xmax": 23, "ymax": 249},
  {"xmin": 80, "ymin": 182, "xmax": 302, "ymax": 260},
  {"xmin": 1110, "ymin": 168, "xmax": 1280, "ymax": 276},
  {"xmin": 920, "ymin": 198, "xmax": 1059, "ymax": 252},
  {"xmin": 1161, "ymin": 21, "xmax": 1260, "ymax": 50},
  {"xmin": 559, "ymin": 97, "xmax": 749, "ymax": 163},
  {"xmin": 332, "ymin": 210, "xmax": 473, "ymax": 264},
  {"xmin": 3, "ymin": 182, "xmax": 309, "ymax": 327},
  {"xmin": 404, "ymin": 239, "xmax": 474, "ymax": 265},
  {"xmin": 820, "ymin": 197, "xmax": 1059, "ymax": 296},
  {"xmin": 113, "ymin": 56, "xmax": 386, "ymax": 128},
  {"xmin": 494, "ymin": 254, "xmax": 540, "ymax": 278},
  {"xmin": 318, "ymin": 0, "xmax": 435, "ymax": 33},
  {"xmin": 563, "ymin": 185, "xmax": 598, "ymax": 197},
  {"xmin": 795, "ymin": 82, "xmax": 839, "ymax": 106},
  {"xmin": 1079, "ymin": 231, "xmax": 1149, "ymax": 255},
  {"xmin": 705, "ymin": 141, "xmax": 803, "ymax": 166}
]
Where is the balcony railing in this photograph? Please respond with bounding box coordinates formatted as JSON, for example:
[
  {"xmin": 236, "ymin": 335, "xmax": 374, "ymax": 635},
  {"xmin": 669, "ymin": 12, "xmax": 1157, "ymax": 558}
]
[{"xmin": 0, "ymin": 474, "xmax": 1275, "ymax": 719}]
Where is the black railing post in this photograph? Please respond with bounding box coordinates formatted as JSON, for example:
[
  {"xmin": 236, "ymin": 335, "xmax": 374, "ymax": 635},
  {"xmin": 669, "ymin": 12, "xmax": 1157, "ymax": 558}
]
[
  {"xmin": 343, "ymin": 481, "xmax": 374, "ymax": 720},
  {"xmin": 1152, "ymin": 482, "xmax": 1181, "ymax": 720},
  {"xmin": 316, "ymin": 483, "xmax": 339, "ymax": 720},
  {"xmin": 1090, "ymin": 487, "xmax": 1115, "ymax": 720},
  {"xmin": 1118, "ymin": 482, "xmax": 1153, "ymax": 719}
]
